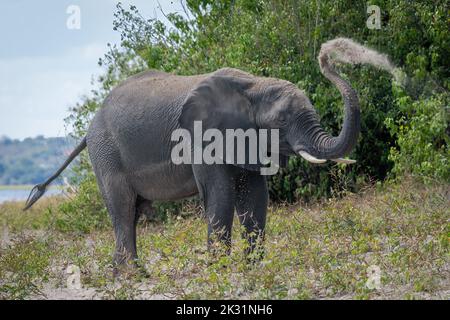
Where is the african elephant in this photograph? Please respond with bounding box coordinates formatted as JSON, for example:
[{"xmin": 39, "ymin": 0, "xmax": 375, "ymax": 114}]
[{"xmin": 25, "ymin": 38, "xmax": 394, "ymax": 269}]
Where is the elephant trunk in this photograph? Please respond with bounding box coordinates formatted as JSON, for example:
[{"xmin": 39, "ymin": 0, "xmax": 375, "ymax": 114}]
[{"xmin": 302, "ymin": 38, "xmax": 395, "ymax": 160}]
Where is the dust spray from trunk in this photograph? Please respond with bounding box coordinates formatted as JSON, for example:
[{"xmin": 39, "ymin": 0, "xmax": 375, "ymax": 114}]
[{"xmin": 319, "ymin": 38, "xmax": 406, "ymax": 86}]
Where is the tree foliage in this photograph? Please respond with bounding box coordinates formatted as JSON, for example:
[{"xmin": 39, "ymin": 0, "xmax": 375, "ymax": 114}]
[
  {"xmin": 0, "ymin": 136, "xmax": 74, "ymax": 185},
  {"xmin": 66, "ymin": 0, "xmax": 449, "ymax": 206}
]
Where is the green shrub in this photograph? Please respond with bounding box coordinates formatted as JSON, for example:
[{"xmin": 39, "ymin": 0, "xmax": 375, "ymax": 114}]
[
  {"xmin": 0, "ymin": 237, "xmax": 53, "ymax": 299},
  {"xmin": 52, "ymin": 172, "xmax": 110, "ymax": 234},
  {"xmin": 386, "ymin": 90, "xmax": 449, "ymax": 182},
  {"xmin": 60, "ymin": 0, "xmax": 449, "ymax": 220}
]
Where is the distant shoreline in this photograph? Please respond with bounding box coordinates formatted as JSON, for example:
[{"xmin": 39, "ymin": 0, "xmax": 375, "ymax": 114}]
[
  {"xmin": 0, "ymin": 186, "xmax": 64, "ymax": 204},
  {"xmin": 0, "ymin": 185, "xmax": 64, "ymax": 191}
]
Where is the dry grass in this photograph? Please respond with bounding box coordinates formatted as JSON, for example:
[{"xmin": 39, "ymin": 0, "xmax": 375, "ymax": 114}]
[{"xmin": 0, "ymin": 178, "xmax": 448, "ymax": 300}]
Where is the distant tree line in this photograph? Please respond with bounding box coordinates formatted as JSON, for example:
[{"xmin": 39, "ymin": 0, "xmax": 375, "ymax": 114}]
[{"xmin": 0, "ymin": 136, "xmax": 75, "ymax": 185}]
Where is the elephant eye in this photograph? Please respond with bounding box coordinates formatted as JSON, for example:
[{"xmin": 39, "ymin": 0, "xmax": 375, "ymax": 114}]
[
  {"xmin": 276, "ymin": 114, "xmax": 288, "ymax": 127},
  {"xmin": 278, "ymin": 109, "xmax": 290, "ymax": 124}
]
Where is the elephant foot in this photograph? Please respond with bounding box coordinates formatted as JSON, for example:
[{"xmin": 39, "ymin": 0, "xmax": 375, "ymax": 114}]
[{"xmin": 112, "ymin": 259, "xmax": 150, "ymax": 280}]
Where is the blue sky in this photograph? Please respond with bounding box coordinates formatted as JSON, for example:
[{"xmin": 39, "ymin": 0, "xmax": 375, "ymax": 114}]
[{"xmin": 0, "ymin": 0, "xmax": 185, "ymax": 139}]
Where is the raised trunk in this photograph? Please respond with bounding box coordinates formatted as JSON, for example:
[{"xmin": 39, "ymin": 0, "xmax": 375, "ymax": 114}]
[
  {"xmin": 310, "ymin": 57, "xmax": 361, "ymax": 159},
  {"xmin": 307, "ymin": 46, "xmax": 360, "ymax": 159},
  {"xmin": 303, "ymin": 38, "xmax": 394, "ymax": 160}
]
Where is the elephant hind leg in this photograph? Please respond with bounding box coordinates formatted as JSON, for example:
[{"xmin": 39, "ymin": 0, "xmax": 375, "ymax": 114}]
[
  {"xmin": 98, "ymin": 172, "xmax": 138, "ymax": 267},
  {"xmin": 87, "ymin": 131, "xmax": 139, "ymax": 274}
]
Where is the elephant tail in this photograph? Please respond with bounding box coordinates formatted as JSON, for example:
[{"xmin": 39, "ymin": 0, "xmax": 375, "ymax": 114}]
[{"xmin": 23, "ymin": 136, "xmax": 87, "ymax": 211}]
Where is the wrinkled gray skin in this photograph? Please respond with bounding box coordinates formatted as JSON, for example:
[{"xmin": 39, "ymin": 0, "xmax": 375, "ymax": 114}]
[
  {"xmin": 87, "ymin": 66, "xmax": 359, "ymax": 266},
  {"xmin": 25, "ymin": 38, "xmax": 392, "ymax": 269}
]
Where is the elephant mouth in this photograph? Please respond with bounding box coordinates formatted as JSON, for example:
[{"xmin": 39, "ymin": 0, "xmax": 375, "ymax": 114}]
[
  {"xmin": 291, "ymin": 144, "xmax": 356, "ymax": 164},
  {"xmin": 291, "ymin": 144, "xmax": 314, "ymax": 157},
  {"xmin": 278, "ymin": 144, "xmax": 297, "ymax": 157}
]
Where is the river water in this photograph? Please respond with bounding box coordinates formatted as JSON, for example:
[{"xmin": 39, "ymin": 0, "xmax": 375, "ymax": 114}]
[{"xmin": 0, "ymin": 188, "xmax": 63, "ymax": 204}]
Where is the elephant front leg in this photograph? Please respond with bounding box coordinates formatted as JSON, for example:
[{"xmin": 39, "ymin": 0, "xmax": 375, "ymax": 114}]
[
  {"xmin": 192, "ymin": 164, "xmax": 237, "ymax": 256},
  {"xmin": 205, "ymin": 196, "xmax": 235, "ymax": 255},
  {"xmin": 235, "ymin": 171, "xmax": 268, "ymax": 261}
]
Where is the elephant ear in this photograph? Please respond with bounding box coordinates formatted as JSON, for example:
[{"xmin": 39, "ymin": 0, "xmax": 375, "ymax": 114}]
[{"xmin": 179, "ymin": 75, "xmax": 265, "ymax": 171}]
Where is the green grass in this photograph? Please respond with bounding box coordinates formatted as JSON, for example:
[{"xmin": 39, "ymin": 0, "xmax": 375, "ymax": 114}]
[{"xmin": 0, "ymin": 178, "xmax": 448, "ymax": 300}]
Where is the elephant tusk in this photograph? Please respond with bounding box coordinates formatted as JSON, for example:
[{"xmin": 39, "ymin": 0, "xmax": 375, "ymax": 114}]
[
  {"xmin": 298, "ymin": 151, "xmax": 327, "ymax": 164},
  {"xmin": 332, "ymin": 158, "xmax": 356, "ymax": 164}
]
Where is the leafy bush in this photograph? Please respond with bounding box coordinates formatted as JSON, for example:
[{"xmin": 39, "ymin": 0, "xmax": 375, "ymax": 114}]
[
  {"xmin": 386, "ymin": 90, "xmax": 449, "ymax": 182},
  {"xmin": 62, "ymin": 0, "xmax": 448, "ymax": 218},
  {"xmin": 0, "ymin": 237, "xmax": 52, "ymax": 299},
  {"xmin": 53, "ymin": 172, "xmax": 110, "ymax": 234}
]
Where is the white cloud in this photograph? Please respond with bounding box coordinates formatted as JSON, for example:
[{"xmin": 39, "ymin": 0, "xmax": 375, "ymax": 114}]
[
  {"xmin": 0, "ymin": 0, "xmax": 188, "ymax": 140},
  {"xmin": 0, "ymin": 43, "xmax": 107, "ymax": 139}
]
